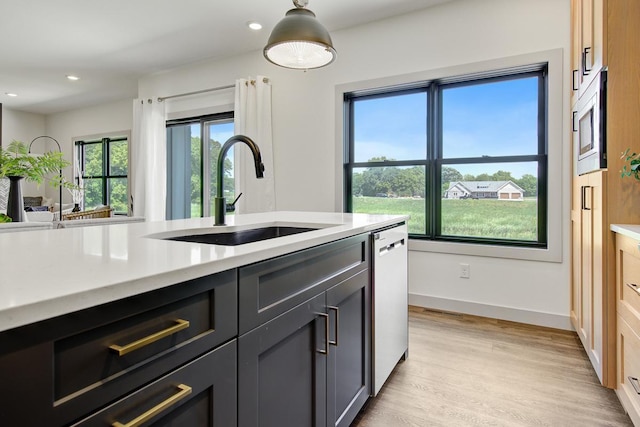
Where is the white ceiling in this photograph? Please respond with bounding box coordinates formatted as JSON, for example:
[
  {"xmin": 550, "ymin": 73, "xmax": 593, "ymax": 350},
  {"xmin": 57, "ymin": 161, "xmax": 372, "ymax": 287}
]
[{"xmin": 0, "ymin": 0, "xmax": 452, "ymax": 115}]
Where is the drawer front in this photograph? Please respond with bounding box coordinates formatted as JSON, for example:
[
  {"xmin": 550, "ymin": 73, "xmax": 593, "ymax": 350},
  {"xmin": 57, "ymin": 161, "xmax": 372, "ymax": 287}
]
[
  {"xmin": 0, "ymin": 269, "xmax": 237, "ymax": 427},
  {"xmin": 616, "ymin": 316, "xmax": 640, "ymax": 426},
  {"xmin": 239, "ymin": 234, "xmax": 368, "ymax": 334},
  {"xmin": 617, "ymin": 234, "xmax": 640, "ymax": 330},
  {"xmin": 74, "ymin": 339, "xmax": 237, "ymax": 427}
]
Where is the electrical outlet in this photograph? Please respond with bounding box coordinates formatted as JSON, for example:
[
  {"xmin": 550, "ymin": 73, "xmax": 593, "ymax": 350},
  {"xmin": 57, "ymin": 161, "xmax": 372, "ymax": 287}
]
[{"xmin": 459, "ymin": 263, "xmax": 470, "ymax": 279}]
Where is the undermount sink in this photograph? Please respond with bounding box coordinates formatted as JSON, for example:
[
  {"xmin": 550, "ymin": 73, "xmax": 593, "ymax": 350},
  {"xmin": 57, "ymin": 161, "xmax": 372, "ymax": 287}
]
[{"xmin": 163, "ymin": 226, "xmax": 319, "ymax": 246}]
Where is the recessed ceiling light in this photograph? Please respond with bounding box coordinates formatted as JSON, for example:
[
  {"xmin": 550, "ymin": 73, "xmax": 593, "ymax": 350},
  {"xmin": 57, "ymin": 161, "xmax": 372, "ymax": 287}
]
[
  {"xmin": 247, "ymin": 21, "xmax": 262, "ymax": 30},
  {"xmin": 5, "ymin": 93, "xmax": 17, "ymax": 97},
  {"xmin": 66, "ymin": 75, "xmax": 80, "ymax": 81}
]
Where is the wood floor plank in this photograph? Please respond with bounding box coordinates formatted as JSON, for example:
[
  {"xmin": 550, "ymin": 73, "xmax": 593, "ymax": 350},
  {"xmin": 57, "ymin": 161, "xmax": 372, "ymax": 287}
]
[{"xmin": 353, "ymin": 307, "xmax": 633, "ymax": 427}]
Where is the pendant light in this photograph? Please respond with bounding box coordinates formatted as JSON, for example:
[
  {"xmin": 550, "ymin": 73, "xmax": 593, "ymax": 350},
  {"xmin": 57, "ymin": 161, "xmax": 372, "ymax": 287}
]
[{"xmin": 264, "ymin": 0, "xmax": 337, "ymax": 70}]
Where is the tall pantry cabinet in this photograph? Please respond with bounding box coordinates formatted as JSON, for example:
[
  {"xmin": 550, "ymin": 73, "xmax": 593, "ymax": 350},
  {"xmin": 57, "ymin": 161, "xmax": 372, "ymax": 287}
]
[{"xmin": 570, "ymin": 0, "xmax": 640, "ymax": 389}]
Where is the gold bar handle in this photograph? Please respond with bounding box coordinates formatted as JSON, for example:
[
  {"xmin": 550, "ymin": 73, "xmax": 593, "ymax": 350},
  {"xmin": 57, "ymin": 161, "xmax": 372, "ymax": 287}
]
[
  {"xmin": 317, "ymin": 313, "xmax": 329, "ymax": 355},
  {"xmin": 328, "ymin": 306, "xmax": 339, "ymax": 346},
  {"xmin": 109, "ymin": 319, "xmax": 190, "ymax": 357},
  {"xmin": 112, "ymin": 383, "xmax": 192, "ymax": 427}
]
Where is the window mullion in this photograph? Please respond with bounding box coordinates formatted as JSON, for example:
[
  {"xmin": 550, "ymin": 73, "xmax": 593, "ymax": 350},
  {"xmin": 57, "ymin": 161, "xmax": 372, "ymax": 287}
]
[
  {"xmin": 427, "ymin": 82, "xmax": 439, "ymax": 239},
  {"xmin": 102, "ymin": 138, "xmax": 109, "ymax": 206},
  {"xmin": 344, "ymin": 96, "xmax": 355, "ymax": 212},
  {"xmin": 537, "ymin": 72, "xmax": 548, "ymax": 244},
  {"xmin": 201, "ymin": 120, "xmax": 209, "ymax": 218}
]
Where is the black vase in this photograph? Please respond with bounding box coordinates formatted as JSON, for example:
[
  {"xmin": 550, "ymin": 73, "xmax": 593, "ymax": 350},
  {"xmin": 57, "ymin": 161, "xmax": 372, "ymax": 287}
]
[{"xmin": 6, "ymin": 176, "xmax": 25, "ymax": 222}]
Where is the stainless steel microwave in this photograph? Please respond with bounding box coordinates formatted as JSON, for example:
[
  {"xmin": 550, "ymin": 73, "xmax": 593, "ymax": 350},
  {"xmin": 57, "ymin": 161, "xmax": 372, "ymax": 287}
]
[{"xmin": 574, "ymin": 69, "xmax": 607, "ymax": 175}]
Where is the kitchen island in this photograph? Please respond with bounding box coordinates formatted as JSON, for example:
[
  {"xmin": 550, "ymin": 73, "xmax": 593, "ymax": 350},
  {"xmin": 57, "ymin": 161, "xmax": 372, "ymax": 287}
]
[{"xmin": 0, "ymin": 211, "xmax": 408, "ymax": 427}]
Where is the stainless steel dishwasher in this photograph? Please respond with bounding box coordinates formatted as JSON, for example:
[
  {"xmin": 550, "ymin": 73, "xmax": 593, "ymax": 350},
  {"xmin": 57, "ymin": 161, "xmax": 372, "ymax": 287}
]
[{"xmin": 371, "ymin": 223, "xmax": 408, "ymax": 396}]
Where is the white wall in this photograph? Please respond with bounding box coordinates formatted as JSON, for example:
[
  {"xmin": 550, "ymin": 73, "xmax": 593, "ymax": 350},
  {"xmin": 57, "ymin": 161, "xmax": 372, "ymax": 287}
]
[
  {"xmin": 1, "ymin": 108, "xmax": 47, "ymax": 197},
  {"xmin": 139, "ymin": 0, "xmax": 571, "ymax": 329},
  {"xmin": 44, "ymin": 99, "xmax": 133, "ymax": 202}
]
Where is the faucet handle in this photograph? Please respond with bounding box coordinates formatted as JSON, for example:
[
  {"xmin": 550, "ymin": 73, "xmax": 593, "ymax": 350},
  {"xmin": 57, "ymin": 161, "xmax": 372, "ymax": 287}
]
[{"xmin": 226, "ymin": 193, "xmax": 243, "ymax": 212}]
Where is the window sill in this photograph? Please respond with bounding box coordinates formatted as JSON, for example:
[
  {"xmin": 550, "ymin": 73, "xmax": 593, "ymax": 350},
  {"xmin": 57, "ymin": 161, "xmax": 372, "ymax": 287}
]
[{"xmin": 408, "ymin": 238, "xmax": 561, "ymax": 263}]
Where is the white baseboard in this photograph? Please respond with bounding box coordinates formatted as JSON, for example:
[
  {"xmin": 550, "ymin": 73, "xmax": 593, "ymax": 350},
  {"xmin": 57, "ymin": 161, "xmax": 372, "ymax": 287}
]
[{"xmin": 409, "ymin": 293, "xmax": 573, "ymax": 331}]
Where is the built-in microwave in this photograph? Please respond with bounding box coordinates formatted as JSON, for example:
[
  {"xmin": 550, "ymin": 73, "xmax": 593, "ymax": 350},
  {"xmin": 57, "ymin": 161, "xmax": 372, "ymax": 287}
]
[{"xmin": 574, "ymin": 69, "xmax": 607, "ymax": 175}]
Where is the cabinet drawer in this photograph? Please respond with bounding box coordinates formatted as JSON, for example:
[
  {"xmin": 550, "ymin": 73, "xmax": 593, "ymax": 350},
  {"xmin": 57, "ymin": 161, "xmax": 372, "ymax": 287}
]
[
  {"xmin": 239, "ymin": 234, "xmax": 368, "ymax": 334},
  {"xmin": 0, "ymin": 269, "xmax": 237, "ymax": 427},
  {"xmin": 616, "ymin": 234, "xmax": 640, "ymax": 331},
  {"xmin": 74, "ymin": 339, "xmax": 237, "ymax": 427},
  {"xmin": 616, "ymin": 316, "xmax": 640, "ymax": 426}
]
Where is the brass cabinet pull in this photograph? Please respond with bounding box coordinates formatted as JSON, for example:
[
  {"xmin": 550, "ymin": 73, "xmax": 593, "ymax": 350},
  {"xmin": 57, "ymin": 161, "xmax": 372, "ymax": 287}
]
[
  {"xmin": 629, "ymin": 377, "xmax": 640, "ymax": 395},
  {"xmin": 317, "ymin": 313, "xmax": 329, "ymax": 355},
  {"xmin": 627, "ymin": 283, "xmax": 640, "ymax": 297},
  {"xmin": 328, "ymin": 306, "xmax": 339, "ymax": 347},
  {"xmin": 109, "ymin": 319, "xmax": 190, "ymax": 357},
  {"xmin": 112, "ymin": 383, "xmax": 192, "ymax": 427}
]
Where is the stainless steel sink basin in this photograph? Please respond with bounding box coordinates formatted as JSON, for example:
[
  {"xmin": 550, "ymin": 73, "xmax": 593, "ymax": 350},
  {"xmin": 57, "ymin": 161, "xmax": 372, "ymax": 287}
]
[{"xmin": 163, "ymin": 226, "xmax": 318, "ymax": 246}]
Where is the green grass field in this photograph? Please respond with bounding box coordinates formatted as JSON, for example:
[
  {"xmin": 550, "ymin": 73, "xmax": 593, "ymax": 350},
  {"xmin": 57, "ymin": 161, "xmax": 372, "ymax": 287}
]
[{"xmin": 352, "ymin": 196, "xmax": 538, "ymax": 241}]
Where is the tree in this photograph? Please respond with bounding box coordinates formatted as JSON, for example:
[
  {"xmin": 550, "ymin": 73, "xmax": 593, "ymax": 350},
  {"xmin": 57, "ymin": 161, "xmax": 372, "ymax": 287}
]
[
  {"xmin": 514, "ymin": 174, "xmax": 537, "ymax": 197},
  {"xmin": 208, "ymin": 139, "xmax": 234, "ymax": 199},
  {"xmin": 352, "ymin": 172, "xmax": 364, "ymax": 196},
  {"xmin": 474, "ymin": 173, "xmax": 492, "ymax": 181},
  {"xmin": 442, "ymin": 166, "xmax": 463, "ymax": 195},
  {"xmin": 442, "ymin": 167, "xmax": 463, "ymax": 184},
  {"xmin": 491, "ymin": 170, "xmax": 513, "ymax": 181}
]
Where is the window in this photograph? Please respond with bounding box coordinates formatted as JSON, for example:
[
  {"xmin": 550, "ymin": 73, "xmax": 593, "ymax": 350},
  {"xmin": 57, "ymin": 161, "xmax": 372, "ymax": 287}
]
[
  {"xmin": 76, "ymin": 136, "xmax": 129, "ymax": 214},
  {"xmin": 165, "ymin": 113, "xmax": 234, "ymax": 220},
  {"xmin": 344, "ymin": 65, "xmax": 547, "ymax": 248}
]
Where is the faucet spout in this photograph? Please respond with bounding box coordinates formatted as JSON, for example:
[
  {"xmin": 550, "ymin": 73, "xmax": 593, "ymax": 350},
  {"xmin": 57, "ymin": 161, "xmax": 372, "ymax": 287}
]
[{"xmin": 214, "ymin": 135, "xmax": 265, "ymax": 226}]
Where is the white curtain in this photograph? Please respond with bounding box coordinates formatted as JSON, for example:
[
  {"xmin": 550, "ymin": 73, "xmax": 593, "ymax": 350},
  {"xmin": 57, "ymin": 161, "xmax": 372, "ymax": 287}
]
[
  {"xmin": 234, "ymin": 76, "xmax": 275, "ymax": 214},
  {"xmin": 131, "ymin": 98, "xmax": 167, "ymax": 221}
]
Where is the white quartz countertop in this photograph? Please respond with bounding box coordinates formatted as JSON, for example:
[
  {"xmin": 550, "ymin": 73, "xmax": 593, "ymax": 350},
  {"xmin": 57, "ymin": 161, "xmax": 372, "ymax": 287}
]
[
  {"xmin": 0, "ymin": 211, "xmax": 407, "ymax": 333},
  {"xmin": 611, "ymin": 224, "xmax": 640, "ymax": 241}
]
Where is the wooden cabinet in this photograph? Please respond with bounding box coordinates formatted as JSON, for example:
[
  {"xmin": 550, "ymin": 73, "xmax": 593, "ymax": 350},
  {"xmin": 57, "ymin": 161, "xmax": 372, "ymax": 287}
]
[
  {"xmin": 571, "ymin": 171, "xmax": 607, "ymax": 382},
  {"xmin": 0, "ymin": 271, "xmax": 238, "ymax": 426},
  {"xmin": 570, "ymin": 0, "xmax": 640, "ymax": 389},
  {"xmin": 570, "ymin": 0, "xmax": 606, "ymax": 104},
  {"xmin": 615, "ymin": 233, "xmax": 640, "ymax": 426},
  {"xmin": 237, "ymin": 234, "xmax": 370, "ymax": 427}
]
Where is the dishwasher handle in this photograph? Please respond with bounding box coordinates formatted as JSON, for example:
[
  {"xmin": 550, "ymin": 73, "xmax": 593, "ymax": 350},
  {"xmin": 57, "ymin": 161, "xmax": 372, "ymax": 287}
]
[{"xmin": 378, "ymin": 238, "xmax": 405, "ymax": 256}]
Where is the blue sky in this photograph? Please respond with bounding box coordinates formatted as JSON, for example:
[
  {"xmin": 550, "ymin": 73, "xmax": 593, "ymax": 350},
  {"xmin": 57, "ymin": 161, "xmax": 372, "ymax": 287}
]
[{"xmin": 353, "ymin": 76, "xmax": 539, "ymax": 179}]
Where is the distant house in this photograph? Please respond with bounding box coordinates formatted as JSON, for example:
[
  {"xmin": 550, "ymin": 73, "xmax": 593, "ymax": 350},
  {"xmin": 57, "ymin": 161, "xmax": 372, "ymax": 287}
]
[{"xmin": 444, "ymin": 181, "xmax": 525, "ymax": 201}]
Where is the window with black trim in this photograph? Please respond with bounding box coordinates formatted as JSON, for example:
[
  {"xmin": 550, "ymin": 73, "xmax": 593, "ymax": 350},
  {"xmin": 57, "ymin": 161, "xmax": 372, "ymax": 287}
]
[
  {"xmin": 344, "ymin": 65, "xmax": 548, "ymax": 248},
  {"xmin": 165, "ymin": 112, "xmax": 234, "ymax": 219},
  {"xmin": 76, "ymin": 136, "xmax": 128, "ymax": 214}
]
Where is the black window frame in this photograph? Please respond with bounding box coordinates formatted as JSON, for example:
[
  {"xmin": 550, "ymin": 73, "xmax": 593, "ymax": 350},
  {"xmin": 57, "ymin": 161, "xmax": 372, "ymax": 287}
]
[
  {"xmin": 76, "ymin": 136, "xmax": 129, "ymax": 214},
  {"xmin": 166, "ymin": 111, "xmax": 234, "ymax": 219},
  {"xmin": 344, "ymin": 64, "xmax": 548, "ymax": 248}
]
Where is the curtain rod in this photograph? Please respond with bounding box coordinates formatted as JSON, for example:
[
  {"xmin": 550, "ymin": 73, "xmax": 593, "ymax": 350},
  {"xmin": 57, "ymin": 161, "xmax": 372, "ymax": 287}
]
[
  {"xmin": 157, "ymin": 84, "xmax": 234, "ymax": 102},
  {"xmin": 156, "ymin": 78, "xmax": 270, "ymax": 102}
]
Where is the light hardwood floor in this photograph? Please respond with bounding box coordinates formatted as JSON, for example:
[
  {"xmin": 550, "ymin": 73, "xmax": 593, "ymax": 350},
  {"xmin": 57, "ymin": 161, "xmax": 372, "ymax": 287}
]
[{"xmin": 353, "ymin": 307, "xmax": 633, "ymax": 427}]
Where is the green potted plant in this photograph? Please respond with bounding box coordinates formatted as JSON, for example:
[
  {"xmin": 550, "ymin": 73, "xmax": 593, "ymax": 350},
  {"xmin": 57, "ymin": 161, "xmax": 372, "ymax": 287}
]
[
  {"xmin": 620, "ymin": 148, "xmax": 640, "ymax": 181},
  {"xmin": 0, "ymin": 140, "xmax": 70, "ymax": 221}
]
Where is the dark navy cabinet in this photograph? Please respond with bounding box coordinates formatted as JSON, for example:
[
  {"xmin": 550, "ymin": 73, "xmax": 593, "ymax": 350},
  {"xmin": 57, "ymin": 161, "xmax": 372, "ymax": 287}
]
[
  {"xmin": 0, "ymin": 270, "xmax": 237, "ymax": 427},
  {"xmin": 0, "ymin": 233, "xmax": 373, "ymax": 427},
  {"xmin": 238, "ymin": 234, "xmax": 370, "ymax": 427}
]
